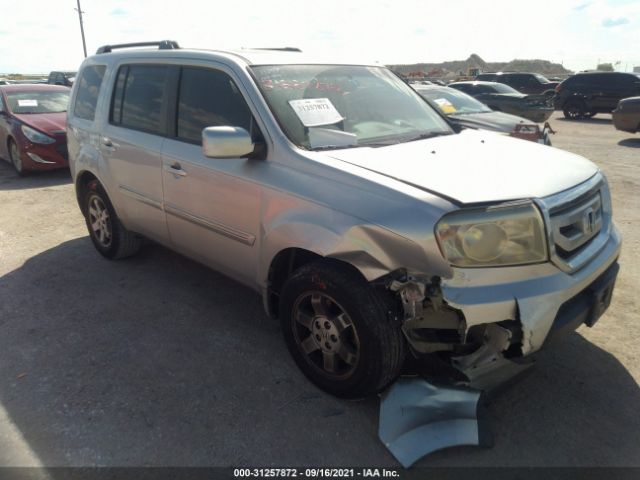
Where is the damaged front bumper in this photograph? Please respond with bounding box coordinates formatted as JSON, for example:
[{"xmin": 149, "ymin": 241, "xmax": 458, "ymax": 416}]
[{"xmin": 397, "ymin": 224, "xmax": 621, "ymax": 389}]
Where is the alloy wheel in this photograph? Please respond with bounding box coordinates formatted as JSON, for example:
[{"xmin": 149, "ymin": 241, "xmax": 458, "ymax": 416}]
[
  {"xmin": 9, "ymin": 141, "xmax": 22, "ymax": 173},
  {"xmin": 291, "ymin": 291, "xmax": 360, "ymax": 380},
  {"xmin": 88, "ymin": 196, "xmax": 113, "ymax": 248},
  {"xmin": 566, "ymin": 104, "xmax": 583, "ymax": 119}
]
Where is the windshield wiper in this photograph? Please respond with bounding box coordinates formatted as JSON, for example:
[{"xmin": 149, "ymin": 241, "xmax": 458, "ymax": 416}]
[
  {"xmin": 311, "ymin": 144, "xmax": 362, "ymax": 151},
  {"xmin": 401, "ymin": 131, "xmax": 454, "ymax": 143}
]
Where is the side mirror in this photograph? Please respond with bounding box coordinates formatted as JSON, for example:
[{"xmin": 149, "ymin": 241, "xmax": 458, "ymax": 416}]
[{"xmin": 202, "ymin": 126, "xmax": 254, "ymax": 158}]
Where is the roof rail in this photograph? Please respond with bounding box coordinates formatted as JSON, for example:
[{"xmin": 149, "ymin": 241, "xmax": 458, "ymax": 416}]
[
  {"xmin": 96, "ymin": 40, "xmax": 180, "ymax": 54},
  {"xmin": 249, "ymin": 47, "xmax": 302, "ymax": 52}
]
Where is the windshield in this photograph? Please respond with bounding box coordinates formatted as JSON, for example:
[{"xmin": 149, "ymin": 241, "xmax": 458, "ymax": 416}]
[
  {"xmin": 251, "ymin": 65, "xmax": 452, "ymax": 150},
  {"xmin": 489, "ymin": 83, "xmax": 521, "ymax": 94},
  {"xmin": 533, "ymin": 73, "xmax": 550, "ymax": 83},
  {"xmin": 415, "ymin": 87, "xmax": 492, "ymax": 115},
  {"xmin": 6, "ymin": 90, "xmax": 69, "ymax": 114}
]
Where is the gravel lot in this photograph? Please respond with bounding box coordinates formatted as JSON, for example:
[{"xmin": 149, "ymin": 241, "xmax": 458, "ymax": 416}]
[{"xmin": 0, "ymin": 112, "xmax": 639, "ymax": 468}]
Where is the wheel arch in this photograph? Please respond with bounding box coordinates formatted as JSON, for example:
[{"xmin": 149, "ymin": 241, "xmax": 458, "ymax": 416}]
[
  {"xmin": 75, "ymin": 170, "xmax": 101, "ymax": 214},
  {"xmin": 265, "ymin": 247, "xmax": 369, "ymax": 319},
  {"xmin": 260, "ymin": 219, "xmax": 448, "ymax": 318}
]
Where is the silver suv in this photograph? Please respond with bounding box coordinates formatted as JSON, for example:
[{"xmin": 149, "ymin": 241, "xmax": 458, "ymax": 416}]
[{"xmin": 68, "ymin": 41, "xmax": 621, "ymax": 398}]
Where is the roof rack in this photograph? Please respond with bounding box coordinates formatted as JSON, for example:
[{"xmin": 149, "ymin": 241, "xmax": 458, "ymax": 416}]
[{"xmin": 96, "ymin": 40, "xmax": 180, "ymax": 54}]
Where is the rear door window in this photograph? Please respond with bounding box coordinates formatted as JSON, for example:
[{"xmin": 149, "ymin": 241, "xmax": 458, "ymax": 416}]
[
  {"xmin": 73, "ymin": 65, "xmax": 106, "ymax": 121},
  {"xmin": 176, "ymin": 67, "xmax": 253, "ymax": 144},
  {"xmin": 110, "ymin": 64, "xmax": 169, "ymax": 136}
]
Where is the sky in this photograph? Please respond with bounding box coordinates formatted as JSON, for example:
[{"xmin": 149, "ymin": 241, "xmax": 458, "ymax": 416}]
[{"xmin": 1, "ymin": 0, "xmax": 638, "ymax": 74}]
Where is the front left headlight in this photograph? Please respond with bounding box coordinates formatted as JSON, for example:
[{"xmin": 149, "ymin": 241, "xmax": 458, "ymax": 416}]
[
  {"xmin": 21, "ymin": 125, "xmax": 55, "ymax": 144},
  {"xmin": 435, "ymin": 202, "xmax": 548, "ymax": 267}
]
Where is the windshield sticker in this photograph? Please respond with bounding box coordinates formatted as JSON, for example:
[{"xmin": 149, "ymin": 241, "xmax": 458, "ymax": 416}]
[
  {"xmin": 289, "ymin": 98, "xmax": 344, "ymax": 127},
  {"xmin": 18, "ymin": 99, "xmax": 38, "ymax": 107},
  {"xmin": 433, "ymin": 98, "xmax": 456, "ymax": 114}
]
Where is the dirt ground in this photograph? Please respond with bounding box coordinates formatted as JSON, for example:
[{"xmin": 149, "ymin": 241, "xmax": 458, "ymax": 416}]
[{"xmin": 0, "ymin": 112, "xmax": 639, "ymax": 468}]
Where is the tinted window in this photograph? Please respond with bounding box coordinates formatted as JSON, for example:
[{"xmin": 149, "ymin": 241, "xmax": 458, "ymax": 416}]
[
  {"xmin": 110, "ymin": 65, "xmax": 168, "ymax": 135},
  {"xmin": 505, "ymin": 74, "xmax": 526, "ymax": 87},
  {"xmin": 451, "ymin": 84, "xmax": 472, "ymax": 93},
  {"xmin": 573, "ymin": 74, "xmax": 606, "ymax": 87},
  {"xmin": 614, "ymin": 74, "xmax": 636, "ymax": 88},
  {"xmin": 73, "ymin": 65, "xmax": 106, "ymax": 120},
  {"xmin": 177, "ymin": 67, "xmax": 252, "ymax": 144}
]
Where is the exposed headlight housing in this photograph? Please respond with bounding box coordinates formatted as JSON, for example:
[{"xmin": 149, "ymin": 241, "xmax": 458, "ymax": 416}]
[
  {"xmin": 21, "ymin": 125, "xmax": 55, "ymax": 144},
  {"xmin": 435, "ymin": 202, "xmax": 548, "ymax": 267}
]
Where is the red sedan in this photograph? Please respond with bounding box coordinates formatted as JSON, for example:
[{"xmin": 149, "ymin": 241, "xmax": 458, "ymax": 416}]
[{"xmin": 0, "ymin": 84, "xmax": 70, "ymax": 174}]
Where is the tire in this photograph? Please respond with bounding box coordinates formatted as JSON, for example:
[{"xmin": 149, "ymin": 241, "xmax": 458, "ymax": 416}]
[
  {"xmin": 563, "ymin": 100, "xmax": 585, "ymax": 119},
  {"xmin": 279, "ymin": 261, "xmax": 405, "ymax": 398},
  {"xmin": 83, "ymin": 182, "xmax": 141, "ymax": 259},
  {"xmin": 8, "ymin": 139, "xmax": 25, "ymax": 176}
]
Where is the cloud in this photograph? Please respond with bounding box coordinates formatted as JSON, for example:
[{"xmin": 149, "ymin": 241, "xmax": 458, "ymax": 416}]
[
  {"xmin": 602, "ymin": 16, "xmax": 630, "ymax": 26},
  {"xmin": 109, "ymin": 7, "xmax": 128, "ymax": 16},
  {"xmin": 574, "ymin": 2, "xmax": 592, "ymax": 10}
]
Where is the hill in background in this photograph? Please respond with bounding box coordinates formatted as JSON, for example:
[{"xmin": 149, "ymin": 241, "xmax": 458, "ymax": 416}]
[{"xmin": 389, "ymin": 54, "xmax": 573, "ymax": 79}]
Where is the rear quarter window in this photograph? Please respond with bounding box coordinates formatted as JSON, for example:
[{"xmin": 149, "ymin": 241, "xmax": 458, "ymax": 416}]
[{"xmin": 73, "ymin": 65, "xmax": 106, "ymax": 121}]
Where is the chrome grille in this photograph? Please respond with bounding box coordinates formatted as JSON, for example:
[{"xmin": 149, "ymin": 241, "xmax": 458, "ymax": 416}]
[
  {"xmin": 551, "ymin": 190, "xmax": 602, "ymax": 257},
  {"xmin": 536, "ymin": 173, "xmax": 612, "ymax": 273}
]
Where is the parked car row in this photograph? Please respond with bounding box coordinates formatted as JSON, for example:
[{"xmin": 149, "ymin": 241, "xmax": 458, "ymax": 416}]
[
  {"xmin": 412, "ymin": 83, "xmax": 552, "ymax": 145},
  {"xmin": 409, "ymin": 70, "xmax": 640, "ymax": 137},
  {"xmin": 476, "ymin": 70, "xmax": 640, "ymax": 121}
]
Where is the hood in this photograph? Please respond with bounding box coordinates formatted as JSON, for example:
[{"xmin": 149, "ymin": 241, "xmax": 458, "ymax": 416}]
[
  {"xmin": 13, "ymin": 112, "xmax": 67, "ymax": 135},
  {"xmin": 324, "ymin": 129, "xmax": 598, "ymax": 204},
  {"xmin": 451, "ymin": 111, "xmax": 532, "ymax": 133}
]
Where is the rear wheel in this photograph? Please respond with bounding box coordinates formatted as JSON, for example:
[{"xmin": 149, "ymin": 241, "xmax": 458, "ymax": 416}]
[
  {"xmin": 279, "ymin": 261, "xmax": 405, "ymax": 398},
  {"xmin": 83, "ymin": 182, "xmax": 142, "ymax": 259},
  {"xmin": 563, "ymin": 100, "xmax": 585, "ymax": 119},
  {"xmin": 8, "ymin": 139, "xmax": 24, "ymax": 175}
]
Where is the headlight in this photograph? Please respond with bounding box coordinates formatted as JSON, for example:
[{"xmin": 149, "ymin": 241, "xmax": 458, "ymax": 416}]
[
  {"xmin": 435, "ymin": 202, "xmax": 548, "ymax": 267},
  {"xmin": 21, "ymin": 125, "xmax": 55, "ymax": 144}
]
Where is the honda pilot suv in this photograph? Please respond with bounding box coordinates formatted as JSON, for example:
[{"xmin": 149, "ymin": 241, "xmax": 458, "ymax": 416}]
[{"xmin": 67, "ymin": 41, "xmax": 621, "ymax": 398}]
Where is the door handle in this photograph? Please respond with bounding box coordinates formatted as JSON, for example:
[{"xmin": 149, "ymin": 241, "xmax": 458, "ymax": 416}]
[{"xmin": 164, "ymin": 162, "xmax": 187, "ymax": 177}]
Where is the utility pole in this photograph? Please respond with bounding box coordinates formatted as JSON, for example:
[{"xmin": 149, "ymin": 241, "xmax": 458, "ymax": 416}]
[{"xmin": 75, "ymin": 0, "xmax": 87, "ymax": 58}]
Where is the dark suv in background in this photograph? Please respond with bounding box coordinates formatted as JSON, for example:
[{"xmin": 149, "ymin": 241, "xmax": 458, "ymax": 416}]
[
  {"xmin": 47, "ymin": 71, "xmax": 76, "ymax": 87},
  {"xmin": 475, "ymin": 72, "xmax": 559, "ymax": 96},
  {"xmin": 554, "ymin": 71, "xmax": 640, "ymax": 119}
]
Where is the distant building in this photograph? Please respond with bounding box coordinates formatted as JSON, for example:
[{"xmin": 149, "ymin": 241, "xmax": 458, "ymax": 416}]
[{"xmin": 634, "ymin": 66, "xmax": 640, "ymax": 73}]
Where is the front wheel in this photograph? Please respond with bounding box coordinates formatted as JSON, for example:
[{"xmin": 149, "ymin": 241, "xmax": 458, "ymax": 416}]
[
  {"xmin": 563, "ymin": 100, "xmax": 585, "ymax": 119},
  {"xmin": 83, "ymin": 183, "xmax": 142, "ymax": 259},
  {"xmin": 8, "ymin": 139, "xmax": 25, "ymax": 175},
  {"xmin": 279, "ymin": 261, "xmax": 405, "ymax": 398}
]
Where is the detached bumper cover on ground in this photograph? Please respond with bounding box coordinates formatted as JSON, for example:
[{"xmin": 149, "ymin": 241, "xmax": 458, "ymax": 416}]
[{"xmin": 379, "ymin": 379, "xmax": 491, "ymax": 468}]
